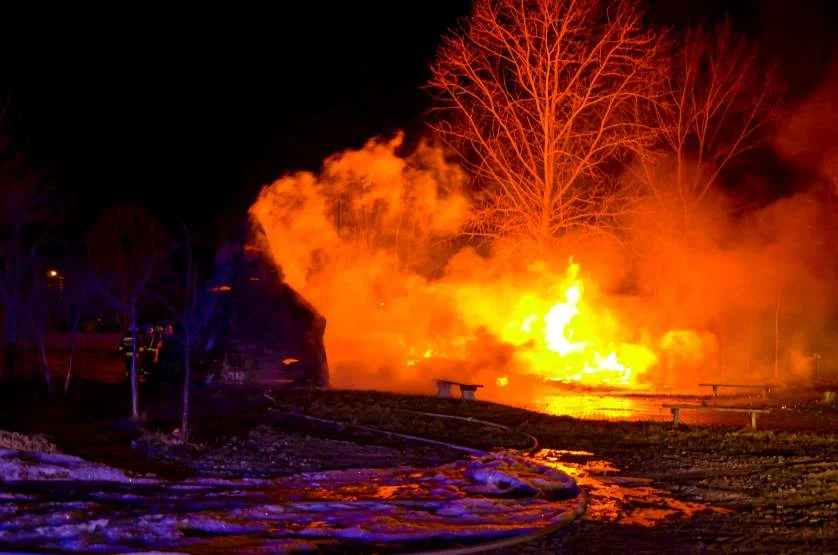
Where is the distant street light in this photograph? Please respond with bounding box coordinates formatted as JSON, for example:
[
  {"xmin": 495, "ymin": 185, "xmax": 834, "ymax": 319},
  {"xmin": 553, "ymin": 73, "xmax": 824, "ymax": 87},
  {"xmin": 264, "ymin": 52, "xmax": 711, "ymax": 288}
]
[{"xmin": 46, "ymin": 268, "xmax": 64, "ymax": 298}]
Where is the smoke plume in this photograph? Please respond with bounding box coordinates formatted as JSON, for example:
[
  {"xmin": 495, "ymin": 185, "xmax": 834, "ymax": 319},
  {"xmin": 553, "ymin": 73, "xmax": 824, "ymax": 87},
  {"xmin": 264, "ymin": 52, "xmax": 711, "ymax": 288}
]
[{"xmin": 251, "ymin": 127, "xmax": 838, "ymax": 400}]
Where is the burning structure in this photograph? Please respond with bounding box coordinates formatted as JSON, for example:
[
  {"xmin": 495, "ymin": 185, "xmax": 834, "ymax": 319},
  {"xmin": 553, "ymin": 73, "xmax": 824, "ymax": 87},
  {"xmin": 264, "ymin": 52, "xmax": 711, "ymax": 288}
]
[{"xmin": 195, "ymin": 219, "xmax": 328, "ymax": 387}]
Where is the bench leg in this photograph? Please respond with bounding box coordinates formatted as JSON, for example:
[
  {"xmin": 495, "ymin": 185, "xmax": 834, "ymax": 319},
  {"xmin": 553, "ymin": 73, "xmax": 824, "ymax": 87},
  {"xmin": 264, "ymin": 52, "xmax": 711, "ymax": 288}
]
[
  {"xmin": 750, "ymin": 412, "xmax": 759, "ymax": 430},
  {"xmin": 671, "ymin": 407, "xmax": 680, "ymax": 428},
  {"xmin": 712, "ymin": 385, "xmax": 719, "ymax": 398},
  {"xmin": 437, "ymin": 382, "xmax": 453, "ymax": 398},
  {"xmin": 461, "ymin": 388, "xmax": 476, "ymax": 401},
  {"xmin": 762, "ymin": 388, "xmax": 769, "ymax": 399}
]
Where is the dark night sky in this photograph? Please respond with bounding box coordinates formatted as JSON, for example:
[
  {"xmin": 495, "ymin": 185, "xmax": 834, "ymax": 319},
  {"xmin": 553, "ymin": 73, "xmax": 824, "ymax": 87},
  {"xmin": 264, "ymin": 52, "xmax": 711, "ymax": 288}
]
[{"xmin": 1, "ymin": 1, "xmax": 836, "ymax": 247}]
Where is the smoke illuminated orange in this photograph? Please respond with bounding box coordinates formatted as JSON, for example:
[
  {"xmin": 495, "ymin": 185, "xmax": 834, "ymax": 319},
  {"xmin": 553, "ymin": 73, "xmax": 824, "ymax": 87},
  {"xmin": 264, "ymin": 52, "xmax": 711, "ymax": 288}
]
[
  {"xmin": 248, "ymin": 135, "xmax": 671, "ymax": 393},
  {"xmin": 249, "ymin": 132, "xmax": 829, "ymax": 397}
]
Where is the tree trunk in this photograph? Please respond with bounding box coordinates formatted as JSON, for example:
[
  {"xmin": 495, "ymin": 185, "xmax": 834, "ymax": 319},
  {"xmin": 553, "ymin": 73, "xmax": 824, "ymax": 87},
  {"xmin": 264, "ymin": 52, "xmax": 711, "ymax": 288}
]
[
  {"xmin": 34, "ymin": 327, "xmax": 52, "ymax": 394},
  {"xmin": 130, "ymin": 303, "xmax": 140, "ymax": 420},
  {"xmin": 64, "ymin": 328, "xmax": 77, "ymax": 396},
  {"xmin": 181, "ymin": 330, "xmax": 191, "ymax": 439}
]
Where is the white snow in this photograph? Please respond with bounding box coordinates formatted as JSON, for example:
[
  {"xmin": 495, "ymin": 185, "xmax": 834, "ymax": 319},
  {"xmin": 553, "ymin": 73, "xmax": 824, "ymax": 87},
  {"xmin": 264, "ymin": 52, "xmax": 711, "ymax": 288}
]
[
  {"xmin": 0, "ymin": 448, "xmax": 584, "ymax": 552},
  {"xmin": 0, "ymin": 449, "xmax": 155, "ymax": 483}
]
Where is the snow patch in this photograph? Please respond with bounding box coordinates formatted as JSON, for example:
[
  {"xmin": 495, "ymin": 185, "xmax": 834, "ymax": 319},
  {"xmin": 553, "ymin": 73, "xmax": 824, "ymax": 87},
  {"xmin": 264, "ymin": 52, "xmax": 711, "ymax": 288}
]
[
  {"xmin": 0, "ymin": 450, "xmax": 584, "ymax": 552},
  {"xmin": 0, "ymin": 449, "xmax": 154, "ymax": 484}
]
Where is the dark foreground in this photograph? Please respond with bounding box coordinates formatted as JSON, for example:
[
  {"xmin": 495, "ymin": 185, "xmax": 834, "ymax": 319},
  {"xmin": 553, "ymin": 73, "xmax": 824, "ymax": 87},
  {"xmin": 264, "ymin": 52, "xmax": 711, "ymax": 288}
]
[{"xmin": 1, "ymin": 382, "xmax": 836, "ymax": 553}]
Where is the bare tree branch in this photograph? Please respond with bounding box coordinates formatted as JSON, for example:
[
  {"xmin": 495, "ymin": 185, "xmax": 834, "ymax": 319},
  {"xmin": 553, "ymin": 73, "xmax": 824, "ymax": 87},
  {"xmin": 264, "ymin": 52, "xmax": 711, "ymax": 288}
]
[
  {"xmin": 654, "ymin": 18, "xmax": 781, "ymax": 217},
  {"xmin": 428, "ymin": 0, "xmax": 666, "ymax": 248}
]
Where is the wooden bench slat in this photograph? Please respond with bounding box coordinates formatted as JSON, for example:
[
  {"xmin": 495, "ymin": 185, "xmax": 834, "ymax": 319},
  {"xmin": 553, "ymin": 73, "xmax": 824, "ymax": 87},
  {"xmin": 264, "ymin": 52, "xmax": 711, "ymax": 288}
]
[
  {"xmin": 662, "ymin": 404, "xmax": 770, "ymax": 413},
  {"xmin": 698, "ymin": 383, "xmax": 776, "ymax": 399},
  {"xmin": 436, "ymin": 379, "xmax": 483, "ymax": 401},
  {"xmin": 436, "ymin": 379, "xmax": 484, "ymax": 388},
  {"xmin": 662, "ymin": 404, "xmax": 770, "ymax": 430},
  {"xmin": 698, "ymin": 383, "xmax": 775, "ymax": 388}
]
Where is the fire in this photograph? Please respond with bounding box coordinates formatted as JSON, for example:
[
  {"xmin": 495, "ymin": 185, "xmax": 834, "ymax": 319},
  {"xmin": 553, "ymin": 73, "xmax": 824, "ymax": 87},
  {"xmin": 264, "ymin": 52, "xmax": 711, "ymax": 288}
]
[
  {"xmin": 249, "ymin": 134, "xmax": 683, "ymax": 394},
  {"xmin": 424, "ymin": 257, "xmax": 659, "ymax": 387}
]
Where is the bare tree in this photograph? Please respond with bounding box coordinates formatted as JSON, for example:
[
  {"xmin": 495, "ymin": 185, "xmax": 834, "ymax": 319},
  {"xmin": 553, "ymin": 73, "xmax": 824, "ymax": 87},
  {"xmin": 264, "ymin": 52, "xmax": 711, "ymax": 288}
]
[
  {"xmin": 156, "ymin": 226, "xmax": 216, "ymax": 440},
  {"xmin": 87, "ymin": 205, "xmax": 170, "ymax": 329},
  {"xmin": 428, "ymin": 0, "xmax": 665, "ymax": 247},
  {"xmin": 59, "ymin": 265, "xmax": 98, "ymax": 395},
  {"xmin": 26, "ymin": 265, "xmax": 54, "ymax": 393},
  {"xmin": 0, "ymin": 104, "xmax": 57, "ymax": 386},
  {"xmin": 97, "ymin": 256, "xmax": 158, "ymax": 420},
  {"xmin": 652, "ymin": 19, "xmax": 780, "ymax": 215},
  {"xmin": 87, "ymin": 204, "xmax": 172, "ymax": 419}
]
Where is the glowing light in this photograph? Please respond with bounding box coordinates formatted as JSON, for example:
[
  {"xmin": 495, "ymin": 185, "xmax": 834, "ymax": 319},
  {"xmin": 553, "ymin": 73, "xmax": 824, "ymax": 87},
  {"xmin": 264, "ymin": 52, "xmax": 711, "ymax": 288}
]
[
  {"xmin": 409, "ymin": 257, "xmax": 660, "ymax": 387},
  {"xmin": 496, "ymin": 375, "xmax": 509, "ymax": 387},
  {"xmin": 282, "ymin": 358, "xmax": 299, "ymax": 365},
  {"xmin": 208, "ymin": 285, "xmax": 232, "ymax": 293},
  {"xmin": 47, "ymin": 269, "xmax": 58, "ymax": 278}
]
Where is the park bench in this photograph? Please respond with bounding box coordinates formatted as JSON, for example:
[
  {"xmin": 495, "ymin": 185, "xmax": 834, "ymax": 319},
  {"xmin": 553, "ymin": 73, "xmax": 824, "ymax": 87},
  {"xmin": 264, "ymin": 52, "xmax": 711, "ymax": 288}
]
[
  {"xmin": 699, "ymin": 383, "xmax": 777, "ymax": 399},
  {"xmin": 662, "ymin": 403, "xmax": 771, "ymax": 430},
  {"xmin": 436, "ymin": 379, "xmax": 484, "ymax": 400}
]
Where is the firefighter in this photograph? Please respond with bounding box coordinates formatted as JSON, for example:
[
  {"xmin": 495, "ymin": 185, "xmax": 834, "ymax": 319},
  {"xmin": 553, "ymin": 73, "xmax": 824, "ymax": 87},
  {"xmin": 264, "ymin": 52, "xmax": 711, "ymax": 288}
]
[
  {"xmin": 118, "ymin": 325, "xmax": 148, "ymax": 380},
  {"xmin": 141, "ymin": 325, "xmax": 159, "ymax": 380},
  {"xmin": 155, "ymin": 324, "xmax": 178, "ymax": 382}
]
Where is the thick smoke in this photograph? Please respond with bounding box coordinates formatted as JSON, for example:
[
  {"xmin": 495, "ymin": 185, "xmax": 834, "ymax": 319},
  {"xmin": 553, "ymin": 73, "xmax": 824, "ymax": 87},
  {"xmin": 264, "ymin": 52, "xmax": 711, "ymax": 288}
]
[
  {"xmin": 619, "ymin": 155, "xmax": 837, "ymax": 387},
  {"xmin": 251, "ymin": 127, "xmax": 837, "ymax": 399}
]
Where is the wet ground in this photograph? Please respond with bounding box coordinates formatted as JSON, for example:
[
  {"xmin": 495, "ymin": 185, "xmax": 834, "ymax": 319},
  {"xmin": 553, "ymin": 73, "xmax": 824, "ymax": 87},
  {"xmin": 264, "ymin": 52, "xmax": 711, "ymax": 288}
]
[
  {"xmin": 274, "ymin": 389, "xmax": 838, "ymax": 553},
  {"xmin": 0, "ymin": 447, "xmax": 584, "ymax": 553},
  {"xmin": 1, "ymin": 382, "xmax": 837, "ymax": 553},
  {"xmin": 529, "ymin": 386, "xmax": 838, "ymax": 432}
]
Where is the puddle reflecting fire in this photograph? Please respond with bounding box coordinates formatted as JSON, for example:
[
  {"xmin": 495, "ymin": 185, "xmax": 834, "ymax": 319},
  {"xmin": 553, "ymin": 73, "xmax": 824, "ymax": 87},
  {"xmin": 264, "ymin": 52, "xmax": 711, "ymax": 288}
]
[
  {"xmin": 532, "ymin": 449, "xmax": 731, "ymax": 527},
  {"xmin": 533, "ymin": 394, "xmax": 664, "ymax": 422}
]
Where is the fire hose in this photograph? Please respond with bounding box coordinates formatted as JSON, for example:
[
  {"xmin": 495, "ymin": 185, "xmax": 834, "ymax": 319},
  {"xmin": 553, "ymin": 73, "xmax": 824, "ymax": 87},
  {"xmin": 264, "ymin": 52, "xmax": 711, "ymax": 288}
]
[
  {"xmin": 266, "ymin": 403, "xmax": 586, "ymax": 555},
  {"xmin": 392, "ymin": 409, "xmax": 540, "ymax": 455}
]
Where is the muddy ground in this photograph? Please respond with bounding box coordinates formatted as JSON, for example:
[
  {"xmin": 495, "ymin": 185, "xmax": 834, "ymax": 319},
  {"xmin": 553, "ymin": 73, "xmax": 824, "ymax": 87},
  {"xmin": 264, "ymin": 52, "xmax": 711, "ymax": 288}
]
[
  {"xmin": 1, "ymin": 382, "xmax": 837, "ymax": 553},
  {"xmin": 272, "ymin": 390, "xmax": 838, "ymax": 554}
]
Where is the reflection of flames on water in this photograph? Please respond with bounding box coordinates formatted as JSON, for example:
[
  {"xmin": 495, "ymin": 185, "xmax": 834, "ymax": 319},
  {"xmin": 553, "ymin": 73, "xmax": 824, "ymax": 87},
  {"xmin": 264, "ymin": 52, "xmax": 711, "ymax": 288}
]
[{"xmin": 533, "ymin": 449, "xmax": 731, "ymax": 526}]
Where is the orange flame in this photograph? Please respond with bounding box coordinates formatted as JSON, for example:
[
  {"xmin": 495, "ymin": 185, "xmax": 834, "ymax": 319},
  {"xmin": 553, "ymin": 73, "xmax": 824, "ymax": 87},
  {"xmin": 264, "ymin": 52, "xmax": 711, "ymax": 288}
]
[{"xmin": 415, "ymin": 257, "xmax": 659, "ymax": 386}]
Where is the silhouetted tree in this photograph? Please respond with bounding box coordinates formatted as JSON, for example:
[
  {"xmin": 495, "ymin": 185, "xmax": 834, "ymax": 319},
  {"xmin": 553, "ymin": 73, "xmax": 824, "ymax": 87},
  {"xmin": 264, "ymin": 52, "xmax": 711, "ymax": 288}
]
[
  {"xmin": 643, "ymin": 19, "xmax": 781, "ymax": 220},
  {"xmin": 0, "ymin": 102, "xmax": 57, "ymax": 387},
  {"xmin": 156, "ymin": 226, "xmax": 216, "ymax": 440},
  {"xmin": 87, "ymin": 204, "xmax": 170, "ymax": 328},
  {"xmin": 88, "ymin": 204, "xmax": 170, "ymax": 419},
  {"xmin": 57, "ymin": 263, "xmax": 99, "ymax": 394}
]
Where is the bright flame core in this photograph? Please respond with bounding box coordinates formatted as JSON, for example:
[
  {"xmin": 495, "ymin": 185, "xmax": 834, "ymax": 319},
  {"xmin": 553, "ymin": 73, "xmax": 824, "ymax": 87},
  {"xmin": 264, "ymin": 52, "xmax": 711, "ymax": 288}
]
[{"xmin": 422, "ymin": 258, "xmax": 658, "ymax": 386}]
